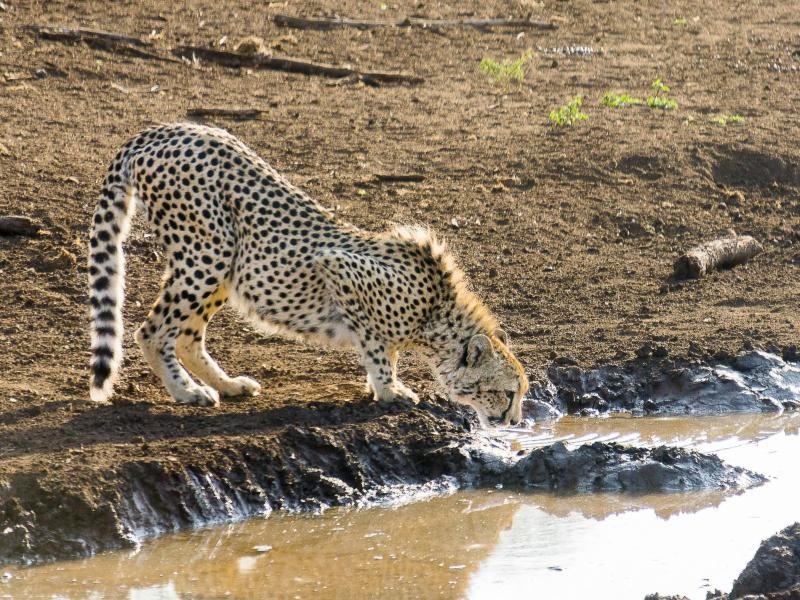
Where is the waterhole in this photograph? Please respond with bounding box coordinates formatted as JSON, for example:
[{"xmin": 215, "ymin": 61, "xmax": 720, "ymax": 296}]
[{"xmin": 4, "ymin": 412, "xmax": 799, "ymax": 600}]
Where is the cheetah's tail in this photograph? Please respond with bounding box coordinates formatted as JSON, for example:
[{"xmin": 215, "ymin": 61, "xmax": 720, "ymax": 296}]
[{"xmin": 88, "ymin": 179, "xmax": 138, "ymax": 402}]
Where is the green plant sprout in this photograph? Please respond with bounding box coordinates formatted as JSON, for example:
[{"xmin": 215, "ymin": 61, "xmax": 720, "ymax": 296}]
[
  {"xmin": 601, "ymin": 92, "xmax": 643, "ymax": 107},
  {"xmin": 549, "ymin": 96, "xmax": 588, "ymax": 126},
  {"xmin": 647, "ymin": 77, "xmax": 678, "ymax": 109},
  {"xmin": 479, "ymin": 50, "xmax": 533, "ymax": 85},
  {"xmin": 673, "ymin": 17, "xmax": 688, "ymax": 26},
  {"xmin": 712, "ymin": 114, "xmax": 745, "ymax": 125}
]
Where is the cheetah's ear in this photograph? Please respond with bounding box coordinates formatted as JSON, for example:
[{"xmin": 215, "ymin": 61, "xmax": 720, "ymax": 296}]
[
  {"xmin": 467, "ymin": 334, "xmax": 494, "ymax": 367},
  {"xmin": 495, "ymin": 328, "xmax": 508, "ymax": 345}
]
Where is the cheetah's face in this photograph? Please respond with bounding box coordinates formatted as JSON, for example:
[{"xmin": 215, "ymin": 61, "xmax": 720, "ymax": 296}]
[{"xmin": 447, "ymin": 331, "xmax": 528, "ymax": 427}]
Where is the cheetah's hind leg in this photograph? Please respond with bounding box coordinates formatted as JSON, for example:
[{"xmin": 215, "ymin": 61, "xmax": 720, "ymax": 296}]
[{"xmin": 174, "ymin": 283, "xmax": 261, "ymax": 398}]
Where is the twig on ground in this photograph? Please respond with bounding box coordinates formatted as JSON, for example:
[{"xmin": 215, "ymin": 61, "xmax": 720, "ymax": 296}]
[
  {"xmin": 173, "ymin": 46, "xmax": 423, "ymax": 85},
  {"xmin": 272, "ymin": 14, "xmax": 557, "ymax": 31},
  {"xmin": 673, "ymin": 235, "xmax": 763, "ymax": 279}
]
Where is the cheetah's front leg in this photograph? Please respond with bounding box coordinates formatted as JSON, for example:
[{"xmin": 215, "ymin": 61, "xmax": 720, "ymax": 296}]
[
  {"xmin": 314, "ymin": 249, "xmax": 419, "ymax": 410},
  {"xmin": 360, "ymin": 342, "xmax": 419, "ymax": 409},
  {"xmin": 362, "ymin": 346, "xmax": 418, "ymax": 408}
]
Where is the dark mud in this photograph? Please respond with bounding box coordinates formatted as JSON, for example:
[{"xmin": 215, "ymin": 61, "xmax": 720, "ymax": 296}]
[
  {"xmin": 652, "ymin": 523, "xmax": 800, "ymax": 600},
  {"xmin": 0, "ymin": 397, "xmax": 763, "ymax": 566},
  {"xmin": 727, "ymin": 522, "xmax": 800, "ymax": 599},
  {"xmin": 528, "ymin": 350, "xmax": 800, "ymax": 419}
]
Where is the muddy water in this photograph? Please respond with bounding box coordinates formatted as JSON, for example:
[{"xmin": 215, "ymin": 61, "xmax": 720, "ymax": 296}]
[{"xmin": 4, "ymin": 413, "xmax": 799, "ymax": 600}]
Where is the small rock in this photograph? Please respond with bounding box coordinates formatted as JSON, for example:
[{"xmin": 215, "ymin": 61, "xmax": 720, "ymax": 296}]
[
  {"xmin": 553, "ymin": 355, "xmax": 579, "ymax": 366},
  {"xmin": 636, "ymin": 343, "xmax": 654, "ymax": 359},
  {"xmin": 252, "ymin": 544, "xmax": 272, "ymax": 553},
  {"xmin": 688, "ymin": 341, "xmax": 705, "ymax": 357},
  {"xmin": 653, "ymin": 345, "xmax": 669, "ymax": 359},
  {"xmin": 643, "ymin": 399, "xmax": 657, "ymax": 412},
  {"xmin": 782, "ymin": 345, "xmax": 798, "ymax": 363},
  {"xmin": 235, "ymin": 36, "xmax": 269, "ymax": 55},
  {"xmin": 32, "ymin": 248, "xmax": 76, "ymax": 273}
]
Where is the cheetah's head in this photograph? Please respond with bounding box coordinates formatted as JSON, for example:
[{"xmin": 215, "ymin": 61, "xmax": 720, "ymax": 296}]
[{"xmin": 445, "ymin": 330, "xmax": 528, "ymax": 427}]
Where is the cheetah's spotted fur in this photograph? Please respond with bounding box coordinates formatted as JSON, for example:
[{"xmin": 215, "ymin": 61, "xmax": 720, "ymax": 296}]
[{"xmin": 88, "ymin": 123, "xmax": 528, "ymax": 425}]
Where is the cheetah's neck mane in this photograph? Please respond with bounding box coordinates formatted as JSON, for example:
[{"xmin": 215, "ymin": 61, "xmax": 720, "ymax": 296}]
[{"xmin": 390, "ymin": 224, "xmax": 499, "ymax": 335}]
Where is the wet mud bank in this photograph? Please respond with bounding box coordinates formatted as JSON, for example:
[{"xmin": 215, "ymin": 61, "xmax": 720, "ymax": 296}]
[
  {"xmin": 650, "ymin": 522, "xmax": 800, "ymax": 600},
  {"xmin": 529, "ymin": 350, "xmax": 800, "ymax": 418},
  {"xmin": 0, "ymin": 395, "xmax": 764, "ymax": 566}
]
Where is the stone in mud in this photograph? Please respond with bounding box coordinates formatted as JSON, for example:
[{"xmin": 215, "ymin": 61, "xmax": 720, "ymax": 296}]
[
  {"xmin": 509, "ymin": 442, "xmax": 764, "ymax": 493},
  {"xmin": 543, "ymin": 350, "xmax": 800, "ymax": 417}
]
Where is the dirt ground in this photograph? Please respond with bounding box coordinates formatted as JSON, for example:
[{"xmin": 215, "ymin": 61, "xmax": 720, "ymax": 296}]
[{"xmin": 0, "ymin": 0, "xmax": 798, "ymax": 544}]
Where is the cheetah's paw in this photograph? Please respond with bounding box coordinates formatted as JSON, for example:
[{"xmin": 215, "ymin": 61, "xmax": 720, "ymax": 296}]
[
  {"xmin": 377, "ymin": 388, "xmax": 419, "ymax": 411},
  {"xmin": 220, "ymin": 376, "xmax": 261, "ymax": 398},
  {"xmin": 174, "ymin": 385, "xmax": 220, "ymax": 407}
]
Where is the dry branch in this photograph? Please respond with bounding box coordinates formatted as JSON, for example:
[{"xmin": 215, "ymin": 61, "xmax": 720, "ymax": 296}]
[
  {"xmin": 0, "ymin": 216, "xmax": 41, "ymax": 237},
  {"xmin": 24, "ymin": 25, "xmax": 180, "ymax": 63},
  {"xmin": 173, "ymin": 46, "xmax": 423, "ymax": 85},
  {"xmin": 673, "ymin": 235, "xmax": 763, "ymax": 279},
  {"xmin": 187, "ymin": 107, "xmax": 265, "ymax": 121},
  {"xmin": 272, "ymin": 14, "xmax": 557, "ymax": 31}
]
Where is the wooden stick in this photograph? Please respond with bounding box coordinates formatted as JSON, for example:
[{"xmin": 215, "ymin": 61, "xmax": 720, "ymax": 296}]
[
  {"xmin": 173, "ymin": 46, "xmax": 423, "ymax": 85},
  {"xmin": 0, "ymin": 216, "xmax": 41, "ymax": 237},
  {"xmin": 187, "ymin": 107, "xmax": 265, "ymax": 120},
  {"xmin": 673, "ymin": 235, "xmax": 763, "ymax": 279},
  {"xmin": 272, "ymin": 14, "xmax": 557, "ymax": 31}
]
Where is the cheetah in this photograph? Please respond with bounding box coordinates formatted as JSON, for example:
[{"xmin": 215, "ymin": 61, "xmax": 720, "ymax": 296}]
[{"xmin": 88, "ymin": 123, "xmax": 528, "ymax": 426}]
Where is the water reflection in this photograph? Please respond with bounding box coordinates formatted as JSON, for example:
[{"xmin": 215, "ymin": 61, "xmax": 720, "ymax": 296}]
[{"xmin": 5, "ymin": 412, "xmax": 799, "ymax": 600}]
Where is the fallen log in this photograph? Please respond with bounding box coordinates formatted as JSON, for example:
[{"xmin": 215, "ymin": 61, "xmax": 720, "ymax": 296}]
[
  {"xmin": 23, "ymin": 25, "xmax": 150, "ymax": 47},
  {"xmin": 0, "ymin": 215, "xmax": 41, "ymax": 237},
  {"xmin": 187, "ymin": 107, "xmax": 265, "ymax": 120},
  {"xmin": 172, "ymin": 45, "xmax": 423, "ymax": 85},
  {"xmin": 272, "ymin": 14, "xmax": 557, "ymax": 31},
  {"xmin": 374, "ymin": 173, "xmax": 425, "ymax": 183},
  {"xmin": 24, "ymin": 24, "xmax": 180, "ymax": 63},
  {"xmin": 673, "ymin": 235, "xmax": 763, "ymax": 279}
]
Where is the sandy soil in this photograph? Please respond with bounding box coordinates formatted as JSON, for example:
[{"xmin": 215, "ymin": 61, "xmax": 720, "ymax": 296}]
[{"xmin": 0, "ymin": 0, "xmax": 798, "ymax": 560}]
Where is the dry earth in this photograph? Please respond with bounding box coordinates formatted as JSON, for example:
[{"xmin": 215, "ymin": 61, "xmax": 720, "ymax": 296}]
[{"xmin": 0, "ymin": 0, "xmax": 798, "ymax": 562}]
